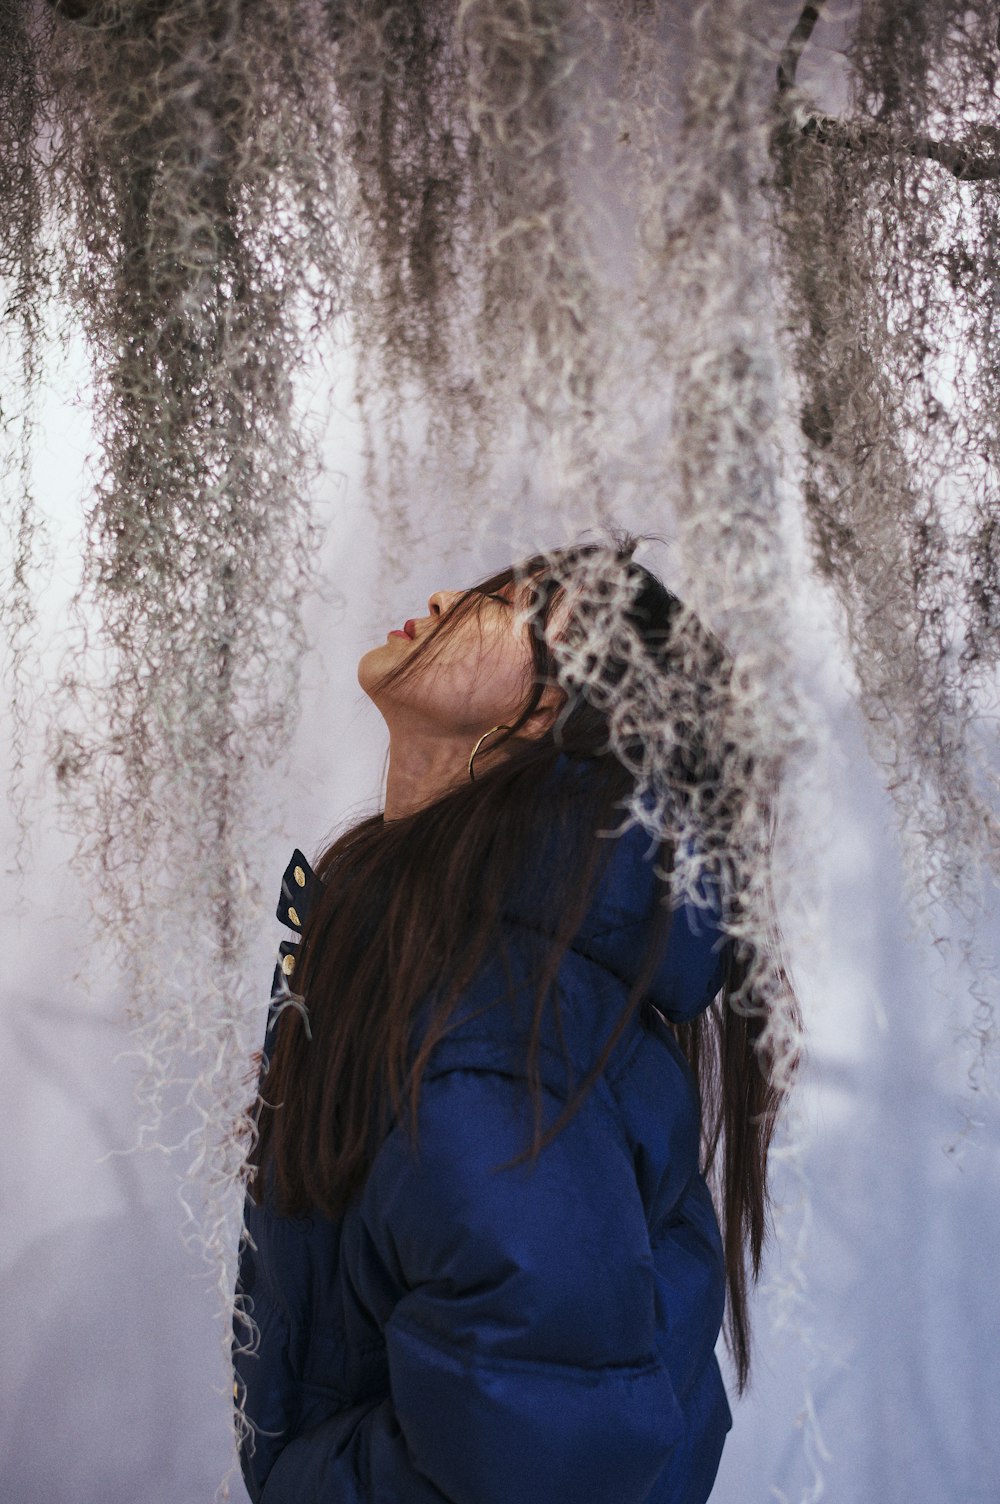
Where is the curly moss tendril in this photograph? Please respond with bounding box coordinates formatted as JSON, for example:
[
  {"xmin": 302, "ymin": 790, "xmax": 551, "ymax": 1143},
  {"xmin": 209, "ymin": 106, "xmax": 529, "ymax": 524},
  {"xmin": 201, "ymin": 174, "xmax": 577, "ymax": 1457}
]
[
  {"xmin": 769, "ymin": 0, "xmax": 1000, "ymax": 1107},
  {"xmin": 0, "ymin": 7, "xmax": 346, "ymax": 1412},
  {"xmin": 0, "ymin": 1, "xmax": 52, "ymax": 877}
]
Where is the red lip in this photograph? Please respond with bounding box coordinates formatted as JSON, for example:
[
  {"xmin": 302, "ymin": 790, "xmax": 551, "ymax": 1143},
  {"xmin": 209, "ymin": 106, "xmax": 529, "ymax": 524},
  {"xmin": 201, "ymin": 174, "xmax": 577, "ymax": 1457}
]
[{"xmin": 388, "ymin": 620, "xmax": 417, "ymax": 640}]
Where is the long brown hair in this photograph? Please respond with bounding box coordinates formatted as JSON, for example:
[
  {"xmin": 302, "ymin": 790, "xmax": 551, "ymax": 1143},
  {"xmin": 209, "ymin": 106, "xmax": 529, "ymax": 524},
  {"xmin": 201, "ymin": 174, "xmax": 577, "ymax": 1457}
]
[{"xmin": 245, "ymin": 533, "xmax": 802, "ymax": 1396}]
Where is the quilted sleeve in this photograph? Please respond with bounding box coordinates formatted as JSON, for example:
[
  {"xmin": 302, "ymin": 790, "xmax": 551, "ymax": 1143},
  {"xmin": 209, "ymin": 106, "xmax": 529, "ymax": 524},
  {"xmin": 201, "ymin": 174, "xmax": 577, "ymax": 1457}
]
[{"xmin": 259, "ymin": 1068, "xmax": 687, "ymax": 1504}]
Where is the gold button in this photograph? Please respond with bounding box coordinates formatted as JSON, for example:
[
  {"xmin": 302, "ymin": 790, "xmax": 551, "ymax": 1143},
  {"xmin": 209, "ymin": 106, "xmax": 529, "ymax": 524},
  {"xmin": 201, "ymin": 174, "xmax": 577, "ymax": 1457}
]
[
  {"xmin": 281, "ymin": 953, "xmax": 296, "ymax": 975},
  {"xmin": 294, "ymin": 865, "xmax": 306, "ymax": 887},
  {"xmin": 287, "ymin": 905, "xmax": 300, "ymax": 927}
]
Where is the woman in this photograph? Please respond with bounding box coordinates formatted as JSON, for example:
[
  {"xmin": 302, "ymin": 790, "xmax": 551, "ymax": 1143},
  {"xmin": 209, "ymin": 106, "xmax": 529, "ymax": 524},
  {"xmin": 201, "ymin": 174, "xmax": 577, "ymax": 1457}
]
[{"xmin": 232, "ymin": 534, "xmax": 800, "ymax": 1504}]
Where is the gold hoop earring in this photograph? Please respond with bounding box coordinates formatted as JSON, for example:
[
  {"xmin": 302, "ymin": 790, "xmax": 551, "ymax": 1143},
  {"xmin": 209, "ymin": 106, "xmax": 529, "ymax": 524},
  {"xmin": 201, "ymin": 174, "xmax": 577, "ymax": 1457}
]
[{"xmin": 468, "ymin": 724, "xmax": 512, "ymax": 782}]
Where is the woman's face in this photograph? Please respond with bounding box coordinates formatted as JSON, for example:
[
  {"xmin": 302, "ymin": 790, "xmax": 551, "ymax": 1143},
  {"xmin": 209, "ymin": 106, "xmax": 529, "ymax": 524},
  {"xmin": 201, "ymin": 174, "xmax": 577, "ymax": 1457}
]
[{"xmin": 358, "ymin": 575, "xmax": 562, "ymax": 738}]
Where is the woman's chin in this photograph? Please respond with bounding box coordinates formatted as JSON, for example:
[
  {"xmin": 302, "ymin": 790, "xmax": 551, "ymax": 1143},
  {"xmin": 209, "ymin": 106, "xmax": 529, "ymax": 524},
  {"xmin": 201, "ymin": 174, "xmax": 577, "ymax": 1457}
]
[
  {"xmin": 357, "ymin": 637, "xmax": 405, "ymax": 695},
  {"xmin": 357, "ymin": 642, "xmax": 386, "ymax": 690}
]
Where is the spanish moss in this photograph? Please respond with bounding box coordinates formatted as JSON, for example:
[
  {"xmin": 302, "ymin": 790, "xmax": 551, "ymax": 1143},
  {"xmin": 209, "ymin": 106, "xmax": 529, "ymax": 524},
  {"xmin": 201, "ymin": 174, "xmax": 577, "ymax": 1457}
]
[{"xmin": 770, "ymin": 0, "xmax": 1000, "ymax": 1111}]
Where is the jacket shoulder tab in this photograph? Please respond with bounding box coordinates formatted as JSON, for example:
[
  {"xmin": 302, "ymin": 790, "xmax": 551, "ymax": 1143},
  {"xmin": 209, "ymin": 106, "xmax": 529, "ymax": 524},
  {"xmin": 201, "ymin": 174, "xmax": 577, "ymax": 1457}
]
[{"xmin": 275, "ymin": 847, "xmax": 322, "ymax": 931}]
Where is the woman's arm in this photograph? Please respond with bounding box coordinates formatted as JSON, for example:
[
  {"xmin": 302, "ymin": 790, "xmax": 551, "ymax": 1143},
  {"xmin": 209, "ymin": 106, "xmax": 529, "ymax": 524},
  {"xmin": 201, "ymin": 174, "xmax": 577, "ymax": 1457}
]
[{"xmin": 259, "ymin": 1067, "xmax": 686, "ymax": 1504}]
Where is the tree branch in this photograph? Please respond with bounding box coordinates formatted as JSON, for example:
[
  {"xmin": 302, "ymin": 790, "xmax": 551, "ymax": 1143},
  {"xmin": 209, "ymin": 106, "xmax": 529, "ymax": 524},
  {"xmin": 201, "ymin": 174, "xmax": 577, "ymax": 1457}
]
[{"xmin": 775, "ymin": 0, "xmax": 1000, "ymax": 183}]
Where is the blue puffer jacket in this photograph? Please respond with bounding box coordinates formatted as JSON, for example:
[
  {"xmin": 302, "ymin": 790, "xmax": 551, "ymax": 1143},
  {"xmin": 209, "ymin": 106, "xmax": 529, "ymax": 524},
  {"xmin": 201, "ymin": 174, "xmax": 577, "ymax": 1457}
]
[{"xmin": 233, "ymin": 777, "xmax": 734, "ymax": 1504}]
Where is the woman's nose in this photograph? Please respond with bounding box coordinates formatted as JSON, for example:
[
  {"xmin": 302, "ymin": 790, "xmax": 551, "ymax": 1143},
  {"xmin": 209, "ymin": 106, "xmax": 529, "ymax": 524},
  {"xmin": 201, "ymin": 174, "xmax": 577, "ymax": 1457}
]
[{"xmin": 427, "ymin": 589, "xmax": 463, "ymax": 617}]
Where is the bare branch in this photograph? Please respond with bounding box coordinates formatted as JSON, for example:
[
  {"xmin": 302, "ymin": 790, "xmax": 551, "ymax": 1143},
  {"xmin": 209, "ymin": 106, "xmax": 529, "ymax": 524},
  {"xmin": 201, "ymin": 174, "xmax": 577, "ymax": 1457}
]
[
  {"xmin": 775, "ymin": 0, "xmax": 1000, "ymax": 182},
  {"xmin": 776, "ymin": 0, "xmax": 825, "ymax": 98}
]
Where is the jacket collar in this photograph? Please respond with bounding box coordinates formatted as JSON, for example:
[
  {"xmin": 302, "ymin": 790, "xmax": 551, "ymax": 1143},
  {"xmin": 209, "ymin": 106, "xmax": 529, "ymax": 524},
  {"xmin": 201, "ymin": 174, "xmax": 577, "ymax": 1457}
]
[
  {"xmin": 273, "ymin": 757, "xmax": 729, "ymax": 1030},
  {"xmin": 501, "ymin": 754, "xmax": 729, "ymax": 1024}
]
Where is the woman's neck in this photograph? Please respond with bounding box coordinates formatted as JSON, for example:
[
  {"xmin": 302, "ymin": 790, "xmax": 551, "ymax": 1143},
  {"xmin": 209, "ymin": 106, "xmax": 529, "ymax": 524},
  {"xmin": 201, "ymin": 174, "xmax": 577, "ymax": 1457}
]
[{"xmin": 383, "ymin": 730, "xmax": 470, "ymax": 820}]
